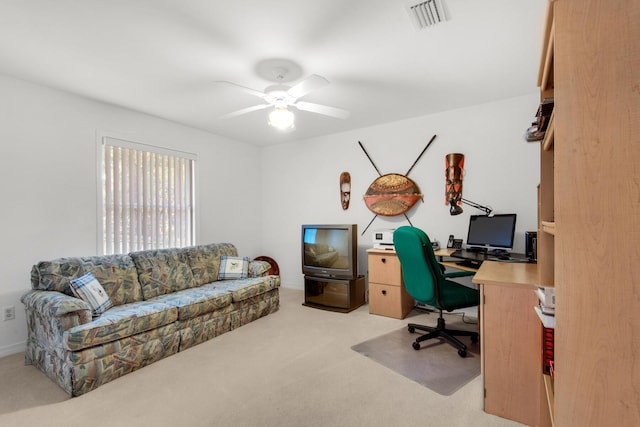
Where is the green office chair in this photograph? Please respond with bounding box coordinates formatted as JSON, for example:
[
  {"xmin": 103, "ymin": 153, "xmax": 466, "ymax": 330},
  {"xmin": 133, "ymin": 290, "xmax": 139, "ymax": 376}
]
[{"xmin": 393, "ymin": 226, "xmax": 480, "ymax": 357}]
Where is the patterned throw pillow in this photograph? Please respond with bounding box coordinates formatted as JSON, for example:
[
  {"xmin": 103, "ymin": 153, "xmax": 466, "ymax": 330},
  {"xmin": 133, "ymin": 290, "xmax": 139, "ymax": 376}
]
[
  {"xmin": 218, "ymin": 256, "xmax": 249, "ymax": 280},
  {"xmin": 248, "ymin": 260, "xmax": 271, "ymax": 277},
  {"xmin": 69, "ymin": 272, "xmax": 113, "ymax": 317}
]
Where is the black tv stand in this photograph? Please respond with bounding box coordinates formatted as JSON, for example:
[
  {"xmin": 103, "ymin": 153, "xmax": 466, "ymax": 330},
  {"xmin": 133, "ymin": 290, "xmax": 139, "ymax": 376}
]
[{"xmin": 303, "ymin": 275, "xmax": 365, "ymax": 313}]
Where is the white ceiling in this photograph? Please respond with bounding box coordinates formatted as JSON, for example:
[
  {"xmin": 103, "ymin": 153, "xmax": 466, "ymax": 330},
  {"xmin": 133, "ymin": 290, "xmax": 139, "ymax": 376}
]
[{"xmin": 0, "ymin": 0, "xmax": 547, "ymax": 146}]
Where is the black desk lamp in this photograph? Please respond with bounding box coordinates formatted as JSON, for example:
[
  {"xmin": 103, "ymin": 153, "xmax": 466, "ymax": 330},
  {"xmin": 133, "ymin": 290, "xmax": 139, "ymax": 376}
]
[{"xmin": 449, "ymin": 198, "xmax": 493, "ymax": 216}]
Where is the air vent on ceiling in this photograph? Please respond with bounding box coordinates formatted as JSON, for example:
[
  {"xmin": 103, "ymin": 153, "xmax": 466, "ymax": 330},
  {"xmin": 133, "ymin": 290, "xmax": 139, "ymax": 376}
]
[{"xmin": 407, "ymin": 0, "xmax": 448, "ymax": 29}]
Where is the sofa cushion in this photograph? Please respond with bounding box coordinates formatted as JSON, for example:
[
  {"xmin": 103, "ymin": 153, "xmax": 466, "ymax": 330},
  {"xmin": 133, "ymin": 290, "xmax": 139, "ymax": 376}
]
[
  {"xmin": 69, "ymin": 273, "xmax": 113, "ymax": 317},
  {"xmin": 205, "ymin": 276, "xmax": 281, "ymax": 303},
  {"xmin": 63, "ymin": 300, "xmax": 178, "ymax": 352},
  {"xmin": 218, "ymin": 256, "xmax": 249, "ymax": 280},
  {"xmin": 130, "ymin": 248, "xmax": 197, "ymax": 299},
  {"xmin": 66, "ymin": 323, "xmax": 179, "ymax": 365},
  {"xmin": 185, "ymin": 243, "xmax": 238, "ymax": 286},
  {"xmin": 30, "ymin": 254, "xmax": 144, "ymax": 305},
  {"xmin": 148, "ymin": 286, "xmax": 232, "ymax": 320}
]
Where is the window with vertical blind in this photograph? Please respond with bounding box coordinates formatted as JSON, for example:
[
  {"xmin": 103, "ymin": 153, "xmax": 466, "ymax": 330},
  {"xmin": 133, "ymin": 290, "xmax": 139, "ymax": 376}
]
[{"xmin": 99, "ymin": 136, "xmax": 196, "ymax": 255}]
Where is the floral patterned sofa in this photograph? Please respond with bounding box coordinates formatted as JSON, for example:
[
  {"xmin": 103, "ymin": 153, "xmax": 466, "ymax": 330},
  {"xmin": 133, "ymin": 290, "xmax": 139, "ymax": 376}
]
[{"xmin": 21, "ymin": 243, "xmax": 280, "ymax": 396}]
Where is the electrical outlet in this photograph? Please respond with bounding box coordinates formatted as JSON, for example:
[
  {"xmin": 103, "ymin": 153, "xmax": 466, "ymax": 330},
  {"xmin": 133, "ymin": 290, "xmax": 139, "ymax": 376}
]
[{"xmin": 3, "ymin": 306, "xmax": 15, "ymax": 321}]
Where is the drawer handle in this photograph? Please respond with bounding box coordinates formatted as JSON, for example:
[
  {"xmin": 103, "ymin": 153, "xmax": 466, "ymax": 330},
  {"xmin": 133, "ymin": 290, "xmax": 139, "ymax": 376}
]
[
  {"xmin": 381, "ymin": 290, "xmax": 387, "ymax": 295},
  {"xmin": 381, "ymin": 258, "xmax": 386, "ymax": 263}
]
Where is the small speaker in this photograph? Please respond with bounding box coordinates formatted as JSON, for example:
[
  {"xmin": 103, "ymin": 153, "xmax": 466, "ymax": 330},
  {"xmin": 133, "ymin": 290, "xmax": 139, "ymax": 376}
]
[{"xmin": 525, "ymin": 231, "xmax": 537, "ymax": 261}]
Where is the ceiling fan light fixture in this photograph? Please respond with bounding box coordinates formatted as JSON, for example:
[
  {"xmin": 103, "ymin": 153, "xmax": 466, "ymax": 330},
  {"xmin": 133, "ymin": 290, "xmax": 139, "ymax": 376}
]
[{"xmin": 268, "ymin": 106, "xmax": 295, "ymax": 130}]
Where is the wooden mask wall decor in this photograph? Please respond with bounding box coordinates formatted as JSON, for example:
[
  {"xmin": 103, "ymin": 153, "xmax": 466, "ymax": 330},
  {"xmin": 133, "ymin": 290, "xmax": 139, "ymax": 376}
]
[
  {"xmin": 340, "ymin": 172, "xmax": 351, "ymax": 210},
  {"xmin": 445, "ymin": 153, "xmax": 464, "ymax": 215}
]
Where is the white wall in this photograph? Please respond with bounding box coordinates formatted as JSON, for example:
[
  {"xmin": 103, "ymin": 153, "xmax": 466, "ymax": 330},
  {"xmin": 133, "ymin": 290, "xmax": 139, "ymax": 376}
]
[
  {"xmin": 261, "ymin": 93, "xmax": 541, "ymax": 289},
  {"xmin": 0, "ymin": 74, "xmax": 541, "ymax": 356},
  {"xmin": 0, "ymin": 75, "xmax": 262, "ymax": 356}
]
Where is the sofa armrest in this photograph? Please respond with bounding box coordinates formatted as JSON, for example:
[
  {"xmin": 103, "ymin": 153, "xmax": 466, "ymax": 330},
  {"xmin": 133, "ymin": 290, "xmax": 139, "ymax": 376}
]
[
  {"xmin": 22, "ymin": 290, "xmax": 91, "ymax": 320},
  {"xmin": 22, "ymin": 290, "xmax": 93, "ymax": 348}
]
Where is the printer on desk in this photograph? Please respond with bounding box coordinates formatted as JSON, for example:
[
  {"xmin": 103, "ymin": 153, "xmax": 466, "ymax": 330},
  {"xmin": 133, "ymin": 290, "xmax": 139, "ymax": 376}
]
[
  {"xmin": 372, "ymin": 229, "xmax": 395, "ymax": 249},
  {"xmin": 536, "ymin": 286, "xmax": 555, "ymax": 315},
  {"xmin": 372, "ymin": 228, "xmax": 440, "ymax": 251}
]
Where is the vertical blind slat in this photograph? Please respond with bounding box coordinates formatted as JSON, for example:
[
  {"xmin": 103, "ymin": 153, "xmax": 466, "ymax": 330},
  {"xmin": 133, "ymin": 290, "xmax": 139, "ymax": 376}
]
[
  {"xmin": 113, "ymin": 147, "xmax": 122, "ymax": 254},
  {"xmin": 127, "ymin": 149, "xmax": 135, "ymax": 252},
  {"xmin": 137, "ymin": 150, "xmax": 144, "ymax": 251},
  {"xmin": 175, "ymin": 158, "xmax": 181, "ymax": 247},
  {"xmin": 169, "ymin": 156, "xmax": 176, "ymax": 248},
  {"xmin": 143, "ymin": 151, "xmax": 150, "ymax": 250},
  {"xmin": 121, "ymin": 149, "xmax": 129, "ymax": 253},
  {"xmin": 104, "ymin": 146, "xmax": 113, "ymax": 255}
]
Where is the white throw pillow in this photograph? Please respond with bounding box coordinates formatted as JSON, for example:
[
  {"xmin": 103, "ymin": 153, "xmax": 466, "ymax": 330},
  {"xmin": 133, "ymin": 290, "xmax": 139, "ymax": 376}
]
[{"xmin": 218, "ymin": 256, "xmax": 249, "ymax": 280}]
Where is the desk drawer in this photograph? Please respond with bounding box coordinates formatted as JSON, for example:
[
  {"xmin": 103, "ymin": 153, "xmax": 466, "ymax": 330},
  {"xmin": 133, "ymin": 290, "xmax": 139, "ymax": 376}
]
[
  {"xmin": 368, "ymin": 253, "xmax": 402, "ymax": 285},
  {"xmin": 369, "ymin": 282, "xmax": 414, "ymax": 319}
]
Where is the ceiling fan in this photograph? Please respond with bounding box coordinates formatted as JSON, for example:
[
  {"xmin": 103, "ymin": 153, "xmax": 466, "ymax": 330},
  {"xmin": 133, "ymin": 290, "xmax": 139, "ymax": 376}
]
[{"xmin": 216, "ymin": 70, "xmax": 350, "ymax": 130}]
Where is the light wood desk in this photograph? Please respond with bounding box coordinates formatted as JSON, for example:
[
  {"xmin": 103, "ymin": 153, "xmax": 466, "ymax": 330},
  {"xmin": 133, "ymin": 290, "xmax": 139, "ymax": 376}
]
[
  {"xmin": 473, "ymin": 261, "xmax": 551, "ymax": 427},
  {"xmin": 370, "ymin": 248, "xmax": 550, "ymax": 425},
  {"xmin": 433, "ymin": 248, "xmax": 457, "ymax": 257},
  {"xmin": 433, "ymin": 247, "xmax": 480, "ymax": 272}
]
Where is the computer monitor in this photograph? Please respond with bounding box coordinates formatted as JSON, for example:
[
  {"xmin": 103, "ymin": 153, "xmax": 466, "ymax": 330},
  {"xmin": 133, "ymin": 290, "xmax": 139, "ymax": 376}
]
[{"xmin": 466, "ymin": 214, "xmax": 517, "ymax": 253}]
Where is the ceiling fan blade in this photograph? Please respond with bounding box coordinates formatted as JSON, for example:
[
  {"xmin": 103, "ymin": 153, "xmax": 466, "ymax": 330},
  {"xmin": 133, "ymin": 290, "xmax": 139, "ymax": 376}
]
[
  {"xmin": 215, "ymin": 81, "xmax": 268, "ymax": 100},
  {"xmin": 287, "ymin": 74, "xmax": 329, "ymax": 99},
  {"xmin": 219, "ymin": 104, "xmax": 271, "ymax": 119},
  {"xmin": 293, "ymin": 101, "xmax": 350, "ymax": 119}
]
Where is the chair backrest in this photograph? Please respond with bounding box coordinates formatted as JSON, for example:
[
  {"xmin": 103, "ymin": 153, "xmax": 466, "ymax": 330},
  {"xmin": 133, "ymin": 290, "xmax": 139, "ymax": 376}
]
[{"xmin": 393, "ymin": 226, "xmax": 443, "ymax": 305}]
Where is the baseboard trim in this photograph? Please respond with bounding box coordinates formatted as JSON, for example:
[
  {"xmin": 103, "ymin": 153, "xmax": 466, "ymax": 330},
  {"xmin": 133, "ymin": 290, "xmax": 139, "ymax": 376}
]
[{"xmin": 0, "ymin": 341, "xmax": 25, "ymax": 358}]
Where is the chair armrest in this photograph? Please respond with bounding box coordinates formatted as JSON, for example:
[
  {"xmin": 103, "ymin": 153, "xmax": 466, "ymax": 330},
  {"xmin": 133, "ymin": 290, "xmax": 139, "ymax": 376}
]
[
  {"xmin": 443, "ymin": 270, "xmax": 475, "ymax": 279},
  {"xmin": 21, "ymin": 290, "xmax": 93, "ymax": 347}
]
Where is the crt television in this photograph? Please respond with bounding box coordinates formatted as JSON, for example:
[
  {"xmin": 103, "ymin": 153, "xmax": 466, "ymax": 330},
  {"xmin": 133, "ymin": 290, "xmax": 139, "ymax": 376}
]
[
  {"xmin": 466, "ymin": 214, "xmax": 517, "ymax": 253},
  {"xmin": 301, "ymin": 224, "xmax": 358, "ymax": 280}
]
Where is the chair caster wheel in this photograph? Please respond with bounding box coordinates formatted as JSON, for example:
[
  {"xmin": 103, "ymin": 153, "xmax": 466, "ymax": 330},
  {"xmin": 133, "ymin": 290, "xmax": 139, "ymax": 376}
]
[
  {"xmin": 412, "ymin": 342, "xmax": 421, "ymax": 351},
  {"xmin": 408, "ymin": 326, "xmax": 415, "ymax": 334},
  {"xmin": 471, "ymin": 334, "xmax": 479, "ymax": 344},
  {"xmin": 458, "ymin": 349, "xmax": 467, "ymax": 358}
]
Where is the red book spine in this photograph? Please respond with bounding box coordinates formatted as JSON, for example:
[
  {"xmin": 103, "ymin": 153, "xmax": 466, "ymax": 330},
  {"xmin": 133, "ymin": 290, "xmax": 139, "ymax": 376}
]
[{"xmin": 542, "ymin": 326, "xmax": 554, "ymax": 375}]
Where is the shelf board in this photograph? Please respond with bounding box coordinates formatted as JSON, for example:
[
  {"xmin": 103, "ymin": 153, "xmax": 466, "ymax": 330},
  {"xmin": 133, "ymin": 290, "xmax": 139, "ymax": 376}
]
[
  {"xmin": 542, "ymin": 111, "xmax": 555, "ymax": 151},
  {"xmin": 541, "ymin": 221, "xmax": 556, "ymax": 235},
  {"xmin": 543, "ymin": 374, "xmax": 556, "ymax": 427},
  {"xmin": 537, "ymin": 5, "xmax": 555, "ymax": 91}
]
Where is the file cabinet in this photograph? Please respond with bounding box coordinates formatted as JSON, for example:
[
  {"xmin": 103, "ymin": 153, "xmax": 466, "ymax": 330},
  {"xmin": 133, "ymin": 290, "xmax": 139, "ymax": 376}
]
[{"xmin": 367, "ymin": 249, "xmax": 414, "ymax": 319}]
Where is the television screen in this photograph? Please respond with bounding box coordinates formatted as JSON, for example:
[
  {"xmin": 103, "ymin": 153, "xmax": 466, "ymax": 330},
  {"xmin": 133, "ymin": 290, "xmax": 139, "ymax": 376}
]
[
  {"xmin": 466, "ymin": 214, "xmax": 517, "ymax": 251},
  {"xmin": 301, "ymin": 224, "xmax": 357, "ymax": 279}
]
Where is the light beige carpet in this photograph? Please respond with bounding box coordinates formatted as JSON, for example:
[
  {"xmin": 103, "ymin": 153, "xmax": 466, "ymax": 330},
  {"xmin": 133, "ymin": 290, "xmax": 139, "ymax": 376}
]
[
  {"xmin": 351, "ymin": 324, "xmax": 480, "ymax": 396},
  {"xmin": 0, "ymin": 287, "xmax": 525, "ymax": 427}
]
